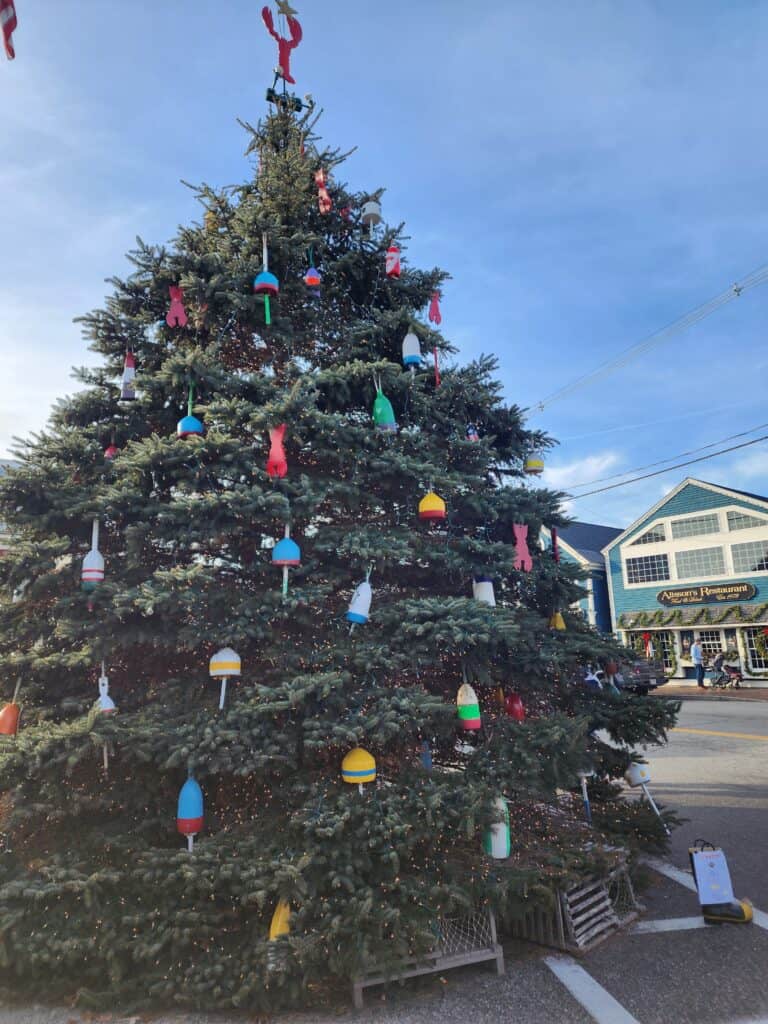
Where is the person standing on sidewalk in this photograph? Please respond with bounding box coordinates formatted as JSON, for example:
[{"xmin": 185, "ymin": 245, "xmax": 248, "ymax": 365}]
[{"xmin": 691, "ymin": 636, "xmax": 705, "ymax": 688}]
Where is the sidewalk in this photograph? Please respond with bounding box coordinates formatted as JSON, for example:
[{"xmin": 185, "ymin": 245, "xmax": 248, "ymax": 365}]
[{"xmin": 655, "ymin": 683, "xmax": 768, "ymax": 701}]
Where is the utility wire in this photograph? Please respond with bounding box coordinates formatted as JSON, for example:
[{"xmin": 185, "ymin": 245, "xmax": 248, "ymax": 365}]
[
  {"xmin": 568, "ymin": 434, "xmax": 768, "ymax": 500},
  {"xmin": 530, "ymin": 263, "xmax": 768, "ymax": 413},
  {"xmin": 567, "ymin": 421, "xmax": 768, "ymax": 491}
]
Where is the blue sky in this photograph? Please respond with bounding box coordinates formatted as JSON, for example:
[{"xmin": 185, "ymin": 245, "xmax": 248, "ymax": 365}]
[{"xmin": 3, "ymin": 0, "xmax": 768, "ymax": 526}]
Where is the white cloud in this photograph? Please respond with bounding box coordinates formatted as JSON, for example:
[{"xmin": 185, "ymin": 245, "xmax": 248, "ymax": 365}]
[
  {"xmin": 542, "ymin": 451, "xmax": 624, "ymax": 491},
  {"xmin": 728, "ymin": 448, "xmax": 768, "ymax": 485}
]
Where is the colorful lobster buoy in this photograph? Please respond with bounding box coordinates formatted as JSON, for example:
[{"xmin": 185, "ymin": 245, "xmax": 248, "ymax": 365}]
[
  {"xmin": 273, "ymin": 526, "xmax": 301, "ymax": 597},
  {"xmin": 0, "ymin": 682, "xmax": 21, "ymax": 738},
  {"xmin": 473, "ymin": 575, "xmax": 496, "ymax": 607},
  {"xmin": 209, "ymin": 647, "xmax": 241, "ymax": 710},
  {"xmin": 373, "ymin": 383, "xmax": 398, "ymax": 432},
  {"xmin": 483, "ymin": 797, "xmax": 511, "ymax": 859},
  {"xmin": 120, "ymin": 350, "xmax": 136, "ymax": 401},
  {"xmin": 524, "ymin": 455, "xmax": 544, "ymax": 476},
  {"xmin": 81, "ymin": 518, "xmax": 105, "ymax": 598},
  {"xmin": 347, "ymin": 575, "xmax": 373, "ymax": 626},
  {"xmin": 177, "ymin": 776, "xmax": 204, "ymax": 852},
  {"xmin": 361, "ymin": 199, "xmax": 382, "ymax": 232},
  {"xmin": 402, "ymin": 332, "xmax": 421, "ymax": 376},
  {"xmin": 342, "ymin": 748, "xmax": 377, "ymax": 794},
  {"xmin": 505, "ymin": 692, "xmax": 525, "ymax": 721},
  {"xmin": 457, "ymin": 683, "xmax": 481, "ymax": 731},
  {"xmin": 419, "ymin": 491, "xmax": 446, "ymax": 521},
  {"xmin": 269, "ymin": 900, "xmax": 292, "ymax": 940}
]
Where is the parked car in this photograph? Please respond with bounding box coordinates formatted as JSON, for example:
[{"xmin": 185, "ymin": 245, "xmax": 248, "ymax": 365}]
[{"xmin": 612, "ymin": 658, "xmax": 667, "ymax": 696}]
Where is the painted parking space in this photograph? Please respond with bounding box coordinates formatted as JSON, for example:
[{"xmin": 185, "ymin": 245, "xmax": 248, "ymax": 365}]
[{"xmin": 543, "ymin": 860, "xmax": 768, "ymax": 1024}]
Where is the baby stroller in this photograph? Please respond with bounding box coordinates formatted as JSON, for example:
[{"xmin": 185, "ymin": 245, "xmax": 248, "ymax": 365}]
[{"xmin": 708, "ymin": 652, "xmax": 743, "ymax": 689}]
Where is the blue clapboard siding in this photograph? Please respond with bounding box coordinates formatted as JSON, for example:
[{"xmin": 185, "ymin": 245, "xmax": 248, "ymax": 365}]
[
  {"xmin": 592, "ymin": 575, "xmax": 613, "ymax": 633},
  {"xmin": 542, "ymin": 527, "xmax": 616, "ymax": 632},
  {"xmin": 607, "ymin": 482, "xmax": 768, "ymax": 620}
]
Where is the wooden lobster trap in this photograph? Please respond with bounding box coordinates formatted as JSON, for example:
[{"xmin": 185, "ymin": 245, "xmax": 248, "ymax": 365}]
[
  {"xmin": 507, "ymin": 862, "xmax": 641, "ymax": 955},
  {"xmin": 351, "ymin": 909, "xmax": 505, "ymax": 1009}
]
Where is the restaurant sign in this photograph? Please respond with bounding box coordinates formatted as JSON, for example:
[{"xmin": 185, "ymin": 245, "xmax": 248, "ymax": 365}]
[{"xmin": 657, "ymin": 583, "xmax": 757, "ymax": 606}]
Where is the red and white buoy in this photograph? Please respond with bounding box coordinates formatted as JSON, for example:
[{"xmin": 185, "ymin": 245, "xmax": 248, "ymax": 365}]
[{"xmin": 120, "ymin": 350, "xmax": 136, "ymax": 401}]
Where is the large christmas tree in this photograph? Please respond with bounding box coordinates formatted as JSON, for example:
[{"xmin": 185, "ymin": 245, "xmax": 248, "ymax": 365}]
[{"xmin": 0, "ymin": 15, "xmax": 677, "ymax": 1013}]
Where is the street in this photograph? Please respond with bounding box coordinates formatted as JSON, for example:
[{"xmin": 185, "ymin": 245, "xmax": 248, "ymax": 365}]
[
  {"xmin": 1, "ymin": 698, "xmax": 767, "ymax": 1024},
  {"xmin": 653, "ymin": 698, "xmax": 768, "ymax": 909}
]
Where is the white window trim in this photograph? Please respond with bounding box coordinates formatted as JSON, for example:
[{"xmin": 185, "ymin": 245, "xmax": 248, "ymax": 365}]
[{"xmin": 620, "ymin": 505, "xmax": 768, "ymax": 589}]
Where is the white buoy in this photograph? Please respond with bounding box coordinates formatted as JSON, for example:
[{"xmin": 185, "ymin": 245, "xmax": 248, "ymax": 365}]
[
  {"xmin": 209, "ymin": 648, "xmax": 242, "ymax": 711},
  {"xmin": 625, "ymin": 762, "xmax": 670, "ymax": 835}
]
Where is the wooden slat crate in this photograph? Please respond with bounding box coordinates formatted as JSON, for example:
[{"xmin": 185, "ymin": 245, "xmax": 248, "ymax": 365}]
[
  {"xmin": 507, "ymin": 863, "xmax": 640, "ymax": 955},
  {"xmin": 351, "ymin": 910, "xmax": 505, "ymax": 1009}
]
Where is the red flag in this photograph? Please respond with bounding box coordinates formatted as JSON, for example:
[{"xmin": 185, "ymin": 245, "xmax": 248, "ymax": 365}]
[{"xmin": 1, "ymin": 0, "xmax": 17, "ymax": 60}]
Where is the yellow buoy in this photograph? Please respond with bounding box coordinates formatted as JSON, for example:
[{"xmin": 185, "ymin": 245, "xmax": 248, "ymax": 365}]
[
  {"xmin": 269, "ymin": 899, "xmax": 291, "ymax": 941},
  {"xmin": 342, "ymin": 747, "xmax": 377, "ymax": 785},
  {"xmin": 419, "ymin": 491, "xmax": 447, "ymax": 521}
]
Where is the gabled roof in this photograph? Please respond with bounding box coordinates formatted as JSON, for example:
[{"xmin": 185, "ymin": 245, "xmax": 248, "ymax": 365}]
[
  {"xmin": 603, "ymin": 477, "xmax": 768, "ymax": 554},
  {"xmin": 697, "ymin": 479, "xmax": 768, "ymax": 505},
  {"xmin": 559, "ymin": 522, "xmax": 622, "ymax": 567}
]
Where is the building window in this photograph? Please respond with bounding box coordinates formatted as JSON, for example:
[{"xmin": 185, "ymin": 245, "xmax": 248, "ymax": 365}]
[
  {"xmin": 628, "ymin": 630, "xmax": 674, "ymax": 671},
  {"xmin": 675, "ymin": 546, "xmax": 726, "ymax": 580},
  {"xmin": 625, "ymin": 553, "xmax": 670, "ymax": 584},
  {"xmin": 732, "ymin": 540, "xmax": 768, "ymax": 574},
  {"xmin": 631, "ymin": 525, "xmax": 666, "ymax": 545},
  {"xmin": 727, "ymin": 510, "xmax": 766, "ymax": 532},
  {"xmin": 744, "ymin": 628, "xmax": 768, "ymax": 673},
  {"xmin": 670, "ymin": 513, "xmax": 720, "ymax": 540},
  {"xmin": 696, "ymin": 630, "xmax": 724, "ymax": 660}
]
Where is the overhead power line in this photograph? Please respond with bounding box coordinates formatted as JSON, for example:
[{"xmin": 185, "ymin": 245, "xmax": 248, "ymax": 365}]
[
  {"xmin": 567, "ymin": 420, "xmax": 768, "ymax": 491},
  {"xmin": 530, "ymin": 263, "xmax": 768, "ymax": 413},
  {"xmin": 568, "ymin": 433, "xmax": 768, "ymax": 500}
]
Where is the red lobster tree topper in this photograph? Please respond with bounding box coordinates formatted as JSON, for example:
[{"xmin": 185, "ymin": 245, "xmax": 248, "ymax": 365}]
[{"xmin": 262, "ymin": 4, "xmax": 303, "ymax": 85}]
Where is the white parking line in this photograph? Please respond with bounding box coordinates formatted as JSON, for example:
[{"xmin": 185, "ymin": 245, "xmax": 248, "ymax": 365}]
[
  {"xmin": 544, "ymin": 955, "xmax": 641, "ymax": 1024},
  {"xmin": 643, "ymin": 857, "xmax": 768, "ymax": 932},
  {"xmin": 632, "ymin": 916, "xmax": 707, "ymax": 933},
  {"xmin": 642, "ymin": 856, "xmax": 697, "ymax": 892}
]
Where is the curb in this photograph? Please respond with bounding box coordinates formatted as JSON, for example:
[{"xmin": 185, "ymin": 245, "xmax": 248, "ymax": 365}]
[{"xmin": 653, "ymin": 693, "xmax": 768, "ymax": 703}]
